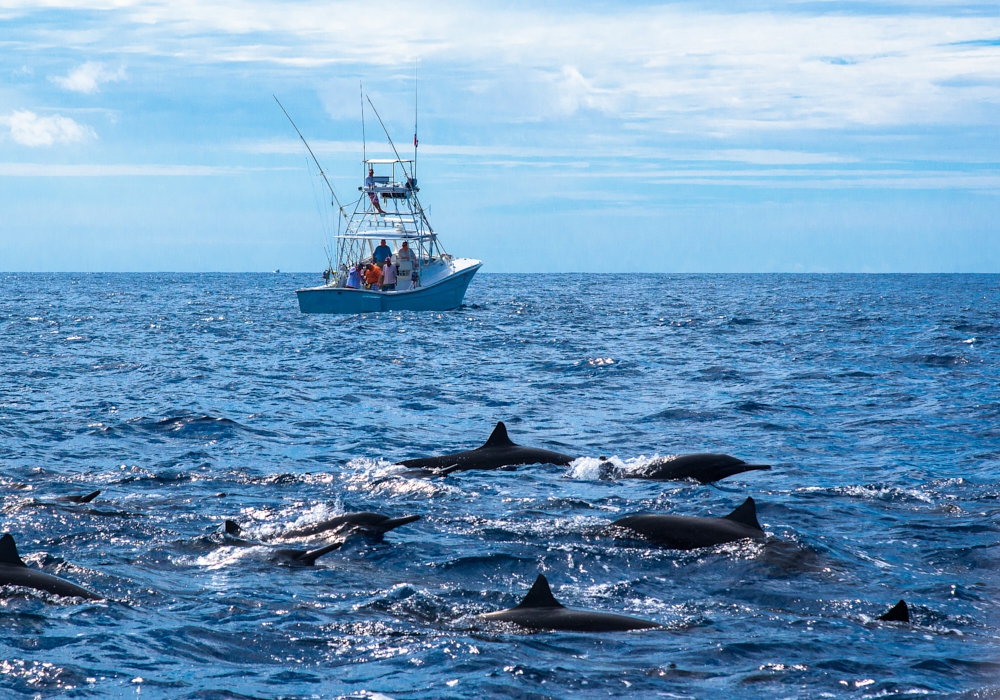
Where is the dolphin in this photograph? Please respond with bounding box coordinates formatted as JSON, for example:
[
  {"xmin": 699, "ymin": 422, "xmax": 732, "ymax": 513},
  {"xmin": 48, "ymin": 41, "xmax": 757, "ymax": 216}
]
[
  {"xmin": 223, "ymin": 511, "xmax": 418, "ymax": 565},
  {"xmin": 281, "ymin": 512, "xmax": 420, "ymax": 540},
  {"xmin": 221, "ymin": 521, "xmax": 347, "ymax": 566},
  {"xmin": 878, "ymin": 600, "xmax": 909, "ymax": 623},
  {"xmin": 623, "ymin": 454, "xmax": 770, "ymax": 483},
  {"xmin": 480, "ymin": 574, "xmax": 660, "ymax": 632},
  {"xmin": 611, "ymin": 497, "xmax": 766, "ymax": 550},
  {"xmin": 0, "ymin": 534, "xmax": 102, "ymax": 600},
  {"xmin": 54, "ymin": 490, "xmax": 101, "ymax": 504},
  {"xmin": 269, "ymin": 541, "xmax": 346, "ymax": 566},
  {"xmin": 401, "ymin": 422, "xmax": 573, "ymax": 473}
]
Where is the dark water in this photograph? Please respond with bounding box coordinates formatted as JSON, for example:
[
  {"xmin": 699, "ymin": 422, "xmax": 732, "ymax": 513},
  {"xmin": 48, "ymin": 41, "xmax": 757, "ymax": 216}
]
[{"xmin": 1, "ymin": 273, "xmax": 998, "ymax": 699}]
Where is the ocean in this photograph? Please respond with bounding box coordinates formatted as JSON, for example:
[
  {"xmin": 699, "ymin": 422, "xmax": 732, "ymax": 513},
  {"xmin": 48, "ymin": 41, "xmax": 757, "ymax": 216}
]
[{"xmin": 1, "ymin": 272, "xmax": 997, "ymax": 699}]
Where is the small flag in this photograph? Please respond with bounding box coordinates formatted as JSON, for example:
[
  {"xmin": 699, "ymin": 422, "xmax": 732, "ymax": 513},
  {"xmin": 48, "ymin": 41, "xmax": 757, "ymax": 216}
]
[{"xmin": 414, "ymin": 133, "xmax": 418, "ymax": 148}]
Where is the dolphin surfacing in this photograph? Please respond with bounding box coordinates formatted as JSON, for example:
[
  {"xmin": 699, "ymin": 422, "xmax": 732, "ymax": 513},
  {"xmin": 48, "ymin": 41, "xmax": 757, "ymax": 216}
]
[
  {"xmin": 54, "ymin": 490, "xmax": 101, "ymax": 504},
  {"xmin": 221, "ymin": 520, "xmax": 345, "ymax": 566},
  {"xmin": 401, "ymin": 422, "xmax": 574, "ymax": 473},
  {"xmin": 223, "ymin": 511, "xmax": 419, "ymax": 565},
  {"xmin": 612, "ymin": 497, "xmax": 766, "ymax": 550},
  {"xmin": 0, "ymin": 534, "xmax": 102, "ymax": 600},
  {"xmin": 282, "ymin": 512, "xmax": 420, "ymax": 540},
  {"xmin": 629, "ymin": 454, "xmax": 770, "ymax": 483},
  {"xmin": 480, "ymin": 574, "xmax": 660, "ymax": 632}
]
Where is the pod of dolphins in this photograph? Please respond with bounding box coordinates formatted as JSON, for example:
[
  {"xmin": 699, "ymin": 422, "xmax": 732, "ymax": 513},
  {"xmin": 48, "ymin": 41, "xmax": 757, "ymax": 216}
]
[{"xmin": 2, "ymin": 421, "xmax": 914, "ymax": 630}]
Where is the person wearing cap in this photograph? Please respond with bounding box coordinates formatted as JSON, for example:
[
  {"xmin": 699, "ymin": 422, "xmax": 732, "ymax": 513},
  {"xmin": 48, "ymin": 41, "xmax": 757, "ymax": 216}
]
[
  {"xmin": 373, "ymin": 239, "xmax": 392, "ymax": 264},
  {"xmin": 364, "ymin": 261, "xmax": 382, "ymax": 290},
  {"xmin": 380, "ymin": 256, "xmax": 398, "ymax": 292},
  {"xmin": 345, "ymin": 263, "xmax": 362, "ymax": 289},
  {"xmin": 365, "ymin": 167, "xmax": 385, "ymax": 214}
]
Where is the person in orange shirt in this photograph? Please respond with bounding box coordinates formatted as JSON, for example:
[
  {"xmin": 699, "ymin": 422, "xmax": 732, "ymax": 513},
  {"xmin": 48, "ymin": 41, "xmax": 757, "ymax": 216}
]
[{"xmin": 364, "ymin": 262, "xmax": 382, "ymax": 290}]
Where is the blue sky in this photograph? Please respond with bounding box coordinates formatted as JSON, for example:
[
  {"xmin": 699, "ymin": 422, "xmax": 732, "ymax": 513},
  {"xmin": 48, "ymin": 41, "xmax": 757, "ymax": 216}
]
[{"xmin": 1, "ymin": 0, "xmax": 998, "ymax": 272}]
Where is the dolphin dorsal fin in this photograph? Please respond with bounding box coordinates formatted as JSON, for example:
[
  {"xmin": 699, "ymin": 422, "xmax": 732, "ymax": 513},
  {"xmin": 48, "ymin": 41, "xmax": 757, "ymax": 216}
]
[
  {"xmin": 0, "ymin": 534, "xmax": 27, "ymax": 567},
  {"xmin": 224, "ymin": 520, "xmax": 242, "ymax": 536},
  {"xmin": 482, "ymin": 421, "xmax": 515, "ymax": 448},
  {"xmin": 79, "ymin": 490, "xmax": 101, "ymax": 503},
  {"xmin": 878, "ymin": 600, "xmax": 910, "ymax": 623},
  {"xmin": 723, "ymin": 497, "xmax": 762, "ymax": 530},
  {"xmin": 515, "ymin": 574, "xmax": 563, "ymax": 609}
]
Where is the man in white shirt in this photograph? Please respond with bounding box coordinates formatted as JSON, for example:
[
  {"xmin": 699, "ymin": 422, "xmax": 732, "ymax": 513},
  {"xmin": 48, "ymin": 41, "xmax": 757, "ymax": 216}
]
[{"xmin": 380, "ymin": 258, "xmax": 398, "ymax": 291}]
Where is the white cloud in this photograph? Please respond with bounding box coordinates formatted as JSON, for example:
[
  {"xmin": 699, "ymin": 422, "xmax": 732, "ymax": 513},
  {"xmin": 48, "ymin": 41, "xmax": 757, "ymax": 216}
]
[
  {"xmin": 7, "ymin": 1, "xmax": 1000, "ymax": 132},
  {"xmin": 0, "ymin": 110, "xmax": 95, "ymax": 146},
  {"xmin": 50, "ymin": 61, "xmax": 125, "ymax": 93},
  {"xmin": 0, "ymin": 163, "xmax": 273, "ymax": 176},
  {"xmin": 70, "ymin": 1, "xmax": 997, "ymax": 130},
  {"xmin": 240, "ymin": 138, "xmax": 862, "ymax": 166}
]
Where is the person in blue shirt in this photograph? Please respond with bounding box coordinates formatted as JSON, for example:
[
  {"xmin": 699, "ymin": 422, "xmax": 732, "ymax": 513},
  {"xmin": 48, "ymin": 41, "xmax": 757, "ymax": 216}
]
[
  {"xmin": 345, "ymin": 263, "xmax": 362, "ymax": 289},
  {"xmin": 373, "ymin": 239, "xmax": 392, "ymax": 264}
]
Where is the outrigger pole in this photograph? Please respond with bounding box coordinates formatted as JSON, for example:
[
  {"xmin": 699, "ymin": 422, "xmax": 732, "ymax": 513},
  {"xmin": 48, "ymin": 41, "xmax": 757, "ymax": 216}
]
[{"xmin": 274, "ymin": 95, "xmax": 350, "ymax": 226}]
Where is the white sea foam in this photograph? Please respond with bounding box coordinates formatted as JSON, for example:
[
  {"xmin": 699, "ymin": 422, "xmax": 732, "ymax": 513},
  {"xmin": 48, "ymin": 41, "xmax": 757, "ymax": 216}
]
[
  {"xmin": 342, "ymin": 457, "xmax": 462, "ymax": 498},
  {"xmin": 186, "ymin": 545, "xmax": 263, "ymax": 570},
  {"xmin": 567, "ymin": 454, "xmax": 677, "ymax": 480}
]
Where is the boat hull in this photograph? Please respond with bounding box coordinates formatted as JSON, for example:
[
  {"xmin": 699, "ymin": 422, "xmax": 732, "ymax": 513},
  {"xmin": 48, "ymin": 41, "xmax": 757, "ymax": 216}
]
[{"xmin": 296, "ymin": 263, "xmax": 481, "ymax": 314}]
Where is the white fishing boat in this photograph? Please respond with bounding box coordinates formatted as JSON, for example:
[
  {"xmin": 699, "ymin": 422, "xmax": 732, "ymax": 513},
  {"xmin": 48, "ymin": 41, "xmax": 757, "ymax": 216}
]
[{"xmin": 278, "ymin": 96, "xmax": 481, "ymax": 314}]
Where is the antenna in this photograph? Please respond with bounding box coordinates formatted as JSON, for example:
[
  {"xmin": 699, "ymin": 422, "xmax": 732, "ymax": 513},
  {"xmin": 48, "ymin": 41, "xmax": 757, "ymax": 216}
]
[
  {"xmin": 274, "ymin": 96, "xmax": 350, "ymax": 226},
  {"xmin": 413, "ymin": 60, "xmax": 418, "ymax": 182},
  {"xmin": 360, "ymin": 80, "xmax": 366, "ymax": 164},
  {"xmin": 365, "ymin": 95, "xmax": 411, "ymax": 180}
]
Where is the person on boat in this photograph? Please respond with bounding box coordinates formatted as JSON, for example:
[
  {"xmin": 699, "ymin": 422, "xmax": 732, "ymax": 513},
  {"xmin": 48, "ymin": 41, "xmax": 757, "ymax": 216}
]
[
  {"xmin": 373, "ymin": 239, "xmax": 392, "ymax": 264},
  {"xmin": 345, "ymin": 263, "xmax": 363, "ymax": 289},
  {"xmin": 365, "ymin": 168, "xmax": 385, "ymax": 214},
  {"xmin": 380, "ymin": 257, "xmax": 398, "ymax": 292},
  {"xmin": 397, "ymin": 241, "xmax": 413, "ymax": 261},
  {"xmin": 364, "ymin": 261, "xmax": 382, "ymax": 290}
]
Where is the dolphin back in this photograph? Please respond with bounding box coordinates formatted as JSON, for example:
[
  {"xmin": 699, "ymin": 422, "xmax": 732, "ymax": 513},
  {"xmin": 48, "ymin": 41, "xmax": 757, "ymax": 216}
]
[
  {"xmin": 611, "ymin": 498, "xmax": 766, "ymax": 550},
  {"xmin": 400, "ymin": 421, "xmax": 574, "ymax": 472},
  {"xmin": 640, "ymin": 454, "xmax": 771, "ymax": 483},
  {"xmin": 283, "ymin": 512, "xmax": 420, "ymax": 539},
  {"xmin": 0, "ymin": 534, "xmax": 102, "ymax": 600},
  {"xmin": 481, "ymin": 574, "xmax": 659, "ymax": 631}
]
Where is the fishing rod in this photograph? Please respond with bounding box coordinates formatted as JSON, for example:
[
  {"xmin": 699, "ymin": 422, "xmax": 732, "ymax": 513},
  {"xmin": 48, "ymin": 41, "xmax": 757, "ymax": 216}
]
[{"xmin": 273, "ymin": 95, "xmax": 350, "ymax": 225}]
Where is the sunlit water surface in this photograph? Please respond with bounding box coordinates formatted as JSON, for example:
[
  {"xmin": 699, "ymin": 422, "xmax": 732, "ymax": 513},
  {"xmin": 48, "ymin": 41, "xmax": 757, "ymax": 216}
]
[{"xmin": 1, "ymin": 273, "xmax": 998, "ymax": 699}]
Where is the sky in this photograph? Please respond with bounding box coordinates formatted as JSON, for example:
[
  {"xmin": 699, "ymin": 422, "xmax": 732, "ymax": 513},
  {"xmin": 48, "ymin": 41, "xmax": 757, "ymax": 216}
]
[{"xmin": 1, "ymin": 0, "xmax": 999, "ymax": 272}]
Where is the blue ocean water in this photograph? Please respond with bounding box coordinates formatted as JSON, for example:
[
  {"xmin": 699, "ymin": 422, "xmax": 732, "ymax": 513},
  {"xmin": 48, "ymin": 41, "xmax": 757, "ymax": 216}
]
[{"xmin": 1, "ymin": 272, "xmax": 998, "ymax": 699}]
